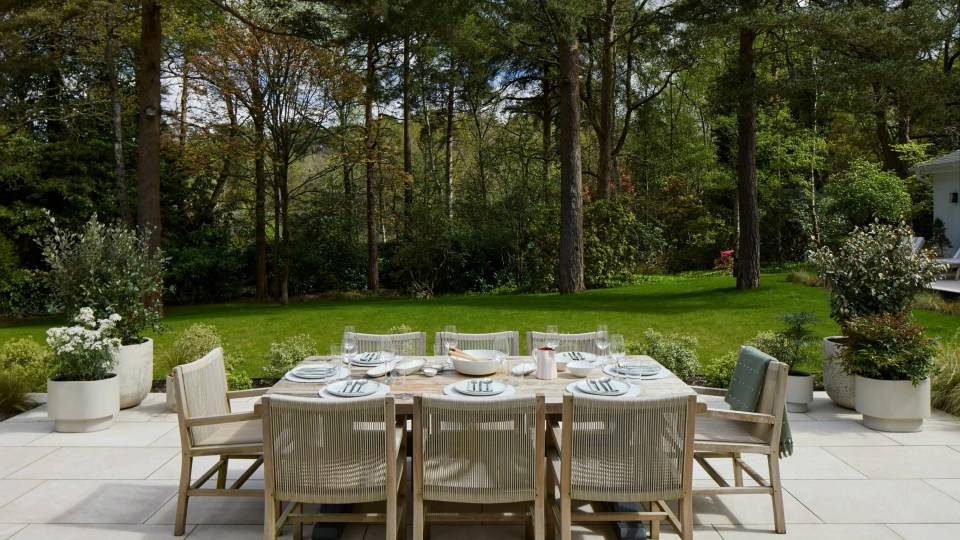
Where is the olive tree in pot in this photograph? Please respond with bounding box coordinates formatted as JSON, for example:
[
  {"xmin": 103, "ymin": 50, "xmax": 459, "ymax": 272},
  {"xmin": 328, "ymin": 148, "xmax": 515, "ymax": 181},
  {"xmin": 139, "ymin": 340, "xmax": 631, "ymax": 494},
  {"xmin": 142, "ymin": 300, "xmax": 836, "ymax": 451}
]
[
  {"xmin": 45, "ymin": 308, "xmax": 122, "ymax": 432},
  {"xmin": 809, "ymin": 222, "xmax": 943, "ymax": 409},
  {"xmin": 42, "ymin": 213, "xmax": 166, "ymax": 409},
  {"xmin": 840, "ymin": 313, "xmax": 938, "ymax": 432}
]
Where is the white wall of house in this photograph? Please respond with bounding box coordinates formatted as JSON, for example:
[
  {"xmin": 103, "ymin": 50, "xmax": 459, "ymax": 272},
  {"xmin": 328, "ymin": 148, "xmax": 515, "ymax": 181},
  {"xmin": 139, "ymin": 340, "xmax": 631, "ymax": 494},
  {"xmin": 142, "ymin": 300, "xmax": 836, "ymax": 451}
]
[{"xmin": 914, "ymin": 151, "xmax": 960, "ymax": 255}]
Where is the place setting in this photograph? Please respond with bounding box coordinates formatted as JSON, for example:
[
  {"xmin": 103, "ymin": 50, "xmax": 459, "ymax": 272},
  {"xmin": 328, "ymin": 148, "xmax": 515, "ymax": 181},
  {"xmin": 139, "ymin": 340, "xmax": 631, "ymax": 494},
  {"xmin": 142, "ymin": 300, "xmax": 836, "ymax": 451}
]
[
  {"xmin": 443, "ymin": 378, "xmax": 516, "ymax": 399},
  {"xmin": 320, "ymin": 378, "xmax": 390, "ymax": 400},
  {"xmin": 284, "ymin": 359, "xmax": 349, "ymax": 383},
  {"xmin": 565, "ymin": 377, "xmax": 640, "ymax": 398},
  {"xmin": 602, "ymin": 359, "xmax": 671, "ymax": 380}
]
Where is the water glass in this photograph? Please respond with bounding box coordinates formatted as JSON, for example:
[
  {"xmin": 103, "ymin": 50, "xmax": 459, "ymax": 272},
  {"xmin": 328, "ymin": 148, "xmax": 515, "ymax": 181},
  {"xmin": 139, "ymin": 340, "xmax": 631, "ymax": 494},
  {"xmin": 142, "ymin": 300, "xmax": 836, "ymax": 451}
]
[
  {"xmin": 545, "ymin": 325, "xmax": 559, "ymax": 350},
  {"xmin": 610, "ymin": 334, "xmax": 626, "ymax": 379},
  {"xmin": 493, "ymin": 336, "xmax": 508, "ymax": 374},
  {"xmin": 596, "ymin": 325, "xmax": 610, "ymax": 361},
  {"xmin": 342, "ymin": 326, "xmax": 357, "ymax": 362},
  {"xmin": 325, "ymin": 344, "xmax": 344, "ymax": 387},
  {"xmin": 443, "ymin": 325, "xmax": 458, "ymax": 364}
]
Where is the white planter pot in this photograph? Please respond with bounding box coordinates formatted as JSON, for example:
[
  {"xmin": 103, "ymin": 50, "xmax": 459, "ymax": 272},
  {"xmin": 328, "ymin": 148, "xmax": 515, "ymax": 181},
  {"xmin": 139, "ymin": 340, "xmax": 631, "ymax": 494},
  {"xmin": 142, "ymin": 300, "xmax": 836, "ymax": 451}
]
[
  {"xmin": 855, "ymin": 376, "xmax": 931, "ymax": 432},
  {"xmin": 165, "ymin": 373, "xmax": 177, "ymax": 412},
  {"xmin": 786, "ymin": 372, "xmax": 814, "ymax": 413},
  {"xmin": 47, "ymin": 374, "xmax": 120, "ymax": 433},
  {"xmin": 113, "ymin": 338, "xmax": 153, "ymax": 409},
  {"xmin": 822, "ymin": 336, "xmax": 856, "ymax": 409}
]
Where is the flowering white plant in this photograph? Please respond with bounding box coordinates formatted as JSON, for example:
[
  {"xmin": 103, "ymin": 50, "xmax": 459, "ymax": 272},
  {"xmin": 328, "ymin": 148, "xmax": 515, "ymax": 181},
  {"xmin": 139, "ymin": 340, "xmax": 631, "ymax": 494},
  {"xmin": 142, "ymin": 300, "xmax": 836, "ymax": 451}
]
[{"xmin": 46, "ymin": 307, "xmax": 122, "ymax": 381}]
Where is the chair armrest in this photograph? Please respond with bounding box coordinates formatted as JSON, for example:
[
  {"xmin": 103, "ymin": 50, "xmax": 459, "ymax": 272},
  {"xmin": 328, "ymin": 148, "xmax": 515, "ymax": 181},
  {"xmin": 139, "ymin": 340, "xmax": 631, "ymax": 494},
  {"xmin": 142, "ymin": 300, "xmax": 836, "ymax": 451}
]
[
  {"xmin": 227, "ymin": 388, "xmax": 268, "ymax": 399},
  {"xmin": 185, "ymin": 411, "xmax": 260, "ymax": 428},
  {"xmin": 698, "ymin": 408, "xmax": 775, "ymax": 424},
  {"xmin": 691, "ymin": 386, "xmax": 727, "ymax": 397}
]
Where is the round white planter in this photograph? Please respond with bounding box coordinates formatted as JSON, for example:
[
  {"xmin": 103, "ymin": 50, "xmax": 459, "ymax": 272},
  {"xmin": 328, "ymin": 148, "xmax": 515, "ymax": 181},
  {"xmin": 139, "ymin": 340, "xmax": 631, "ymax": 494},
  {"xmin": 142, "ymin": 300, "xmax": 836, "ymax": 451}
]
[
  {"xmin": 822, "ymin": 336, "xmax": 856, "ymax": 409},
  {"xmin": 113, "ymin": 338, "xmax": 153, "ymax": 409},
  {"xmin": 786, "ymin": 372, "xmax": 814, "ymax": 413},
  {"xmin": 47, "ymin": 374, "xmax": 120, "ymax": 433},
  {"xmin": 855, "ymin": 376, "xmax": 931, "ymax": 432}
]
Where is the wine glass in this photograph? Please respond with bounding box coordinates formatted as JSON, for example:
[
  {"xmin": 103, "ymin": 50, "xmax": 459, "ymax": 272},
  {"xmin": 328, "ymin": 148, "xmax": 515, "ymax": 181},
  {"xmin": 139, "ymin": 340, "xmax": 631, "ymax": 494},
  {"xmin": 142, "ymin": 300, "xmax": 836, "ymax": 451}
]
[
  {"xmin": 342, "ymin": 326, "xmax": 357, "ymax": 363},
  {"xmin": 596, "ymin": 325, "xmax": 610, "ymax": 362},
  {"xmin": 384, "ymin": 341, "xmax": 400, "ymax": 385},
  {"xmin": 443, "ymin": 325, "xmax": 458, "ymax": 360},
  {"xmin": 610, "ymin": 334, "xmax": 626, "ymax": 380},
  {"xmin": 493, "ymin": 336, "xmax": 508, "ymax": 376},
  {"xmin": 545, "ymin": 325, "xmax": 559, "ymax": 350}
]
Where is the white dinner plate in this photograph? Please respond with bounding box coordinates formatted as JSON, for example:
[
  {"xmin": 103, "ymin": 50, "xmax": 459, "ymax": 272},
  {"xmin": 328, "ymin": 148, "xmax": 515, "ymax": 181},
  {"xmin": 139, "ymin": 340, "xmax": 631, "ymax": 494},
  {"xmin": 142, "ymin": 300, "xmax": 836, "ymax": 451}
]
[
  {"xmin": 326, "ymin": 379, "xmax": 380, "ymax": 397},
  {"xmin": 291, "ymin": 364, "xmax": 339, "ymax": 379},
  {"xmin": 442, "ymin": 383, "xmax": 516, "ymax": 399},
  {"xmin": 577, "ymin": 378, "xmax": 629, "ymax": 396},
  {"xmin": 350, "ymin": 352, "xmax": 392, "ymax": 366},
  {"xmin": 285, "ymin": 366, "xmax": 349, "ymax": 383},
  {"xmin": 565, "ymin": 381, "xmax": 640, "ymax": 399},
  {"xmin": 557, "ymin": 351, "xmax": 600, "ymax": 365},
  {"xmin": 319, "ymin": 383, "xmax": 390, "ymax": 400},
  {"xmin": 616, "ymin": 361, "xmax": 660, "ymax": 376},
  {"xmin": 510, "ymin": 362, "xmax": 537, "ymax": 376},
  {"xmin": 601, "ymin": 364, "xmax": 672, "ymax": 380},
  {"xmin": 453, "ymin": 379, "xmax": 506, "ymax": 396}
]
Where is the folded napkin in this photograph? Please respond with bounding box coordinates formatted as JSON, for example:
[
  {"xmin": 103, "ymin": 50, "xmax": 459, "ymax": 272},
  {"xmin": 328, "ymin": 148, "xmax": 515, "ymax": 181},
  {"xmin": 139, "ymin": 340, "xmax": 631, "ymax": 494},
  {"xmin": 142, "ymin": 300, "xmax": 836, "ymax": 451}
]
[{"xmin": 725, "ymin": 346, "xmax": 793, "ymax": 458}]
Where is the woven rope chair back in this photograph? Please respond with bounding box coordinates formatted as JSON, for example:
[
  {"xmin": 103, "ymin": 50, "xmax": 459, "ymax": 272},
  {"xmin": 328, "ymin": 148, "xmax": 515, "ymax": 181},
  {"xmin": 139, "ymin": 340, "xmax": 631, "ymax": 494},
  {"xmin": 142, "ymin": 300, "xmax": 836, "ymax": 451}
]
[
  {"xmin": 565, "ymin": 393, "xmax": 693, "ymax": 502},
  {"xmin": 264, "ymin": 394, "xmax": 393, "ymax": 505},
  {"xmin": 526, "ymin": 331, "xmax": 601, "ymax": 355},
  {"xmin": 353, "ymin": 332, "xmax": 426, "ymax": 356},
  {"xmin": 175, "ymin": 347, "xmax": 230, "ymax": 445},
  {"xmin": 419, "ymin": 394, "xmax": 539, "ymax": 504},
  {"xmin": 433, "ymin": 331, "xmax": 520, "ymax": 356}
]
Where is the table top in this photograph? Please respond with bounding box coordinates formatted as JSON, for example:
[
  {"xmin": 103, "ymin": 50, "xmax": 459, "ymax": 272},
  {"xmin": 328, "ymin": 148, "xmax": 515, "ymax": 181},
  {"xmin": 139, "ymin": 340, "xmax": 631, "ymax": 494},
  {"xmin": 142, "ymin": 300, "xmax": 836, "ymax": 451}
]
[{"xmin": 264, "ymin": 354, "xmax": 697, "ymax": 414}]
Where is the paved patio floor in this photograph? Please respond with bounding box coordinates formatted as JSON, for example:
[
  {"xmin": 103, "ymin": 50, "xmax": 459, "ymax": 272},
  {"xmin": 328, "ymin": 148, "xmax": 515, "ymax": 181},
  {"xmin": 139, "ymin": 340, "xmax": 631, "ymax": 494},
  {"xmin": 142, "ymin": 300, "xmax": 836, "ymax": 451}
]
[{"xmin": 2, "ymin": 391, "xmax": 960, "ymax": 539}]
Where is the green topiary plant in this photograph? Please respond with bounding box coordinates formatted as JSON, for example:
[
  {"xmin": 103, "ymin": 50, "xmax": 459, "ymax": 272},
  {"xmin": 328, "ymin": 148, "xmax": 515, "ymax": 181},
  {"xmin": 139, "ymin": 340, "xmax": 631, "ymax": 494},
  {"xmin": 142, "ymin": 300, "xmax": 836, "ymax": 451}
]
[
  {"xmin": 0, "ymin": 337, "xmax": 55, "ymax": 392},
  {"xmin": 631, "ymin": 329, "xmax": 700, "ymax": 379},
  {"xmin": 41, "ymin": 212, "xmax": 166, "ymax": 344},
  {"xmin": 160, "ymin": 323, "xmax": 223, "ymax": 375},
  {"xmin": 809, "ymin": 222, "xmax": 944, "ymax": 324},
  {"xmin": 262, "ymin": 334, "xmax": 317, "ymax": 378},
  {"xmin": 839, "ymin": 312, "xmax": 938, "ymax": 385}
]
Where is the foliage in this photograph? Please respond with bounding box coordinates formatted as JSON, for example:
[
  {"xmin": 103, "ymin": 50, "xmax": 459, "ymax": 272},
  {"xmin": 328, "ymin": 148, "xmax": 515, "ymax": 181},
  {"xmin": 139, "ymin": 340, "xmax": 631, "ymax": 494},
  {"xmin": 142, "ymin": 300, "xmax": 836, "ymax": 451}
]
[
  {"xmin": 583, "ymin": 197, "xmax": 665, "ymax": 288},
  {"xmin": 262, "ymin": 334, "xmax": 317, "ymax": 378},
  {"xmin": 932, "ymin": 334, "xmax": 960, "ymax": 418},
  {"xmin": 164, "ymin": 223, "xmax": 246, "ymax": 304},
  {"xmin": 633, "ymin": 328, "xmax": 700, "ymax": 379},
  {"xmin": 810, "ymin": 222, "xmax": 945, "ymax": 324},
  {"xmin": 46, "ymin": 307, "xmax": 121, "ymax": 381},
  {"xmin": 41, "ymin": 214, "xmax": 166, "ymax": 343},
  {"xmin": 159, "ymin": 323, "xmax": 223, "ymax": 375},
  {"xmin": 224, "ymin": 352, "xmax": 252, "ymax": 390},
  {"xmin": 0, "ymin": 338, "xmax": 54, "ymax": 392},
  {"xmin": 0, "ymin": 269, "xmax": 51, "ymax": 317},
  {"xmin": 824, "ymin": 160, "xmax": 911, "ymax": 235},
  {"xmin": 839, "ymin": 312, "xmax": 938, "ymax": 385},
  {"xmin": 702, "ymin": 351, "xmax": 738, "ymax": 389},
  {"xmin": 0, "ymin": 371, "xmax": 34, "ymax": 415},
  {"xmin": 784, "ymin": 269, "xmax": 817, "ymax": 286},
  {"xmin": 931, "ymin": 217, "xmax": 952, "ymax": 256}
]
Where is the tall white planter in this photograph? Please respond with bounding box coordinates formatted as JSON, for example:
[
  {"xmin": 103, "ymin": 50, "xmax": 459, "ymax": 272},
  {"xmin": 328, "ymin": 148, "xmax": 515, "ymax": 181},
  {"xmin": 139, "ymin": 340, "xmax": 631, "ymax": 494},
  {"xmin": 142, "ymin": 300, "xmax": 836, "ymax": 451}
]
[
  {"xmin": 113, "ymin": 338, "xmax": 153, "ymax": 409},
  {"xmin": 47, "ymin": 374, "xmax": 120, "ymax": 433},
  {"xmin": 855, "ymin": 376, "xmax": 930, "ymax": 432},
  {"xmin": 822, "ymin": 336, "xmax": 856, "ymax": 409}
]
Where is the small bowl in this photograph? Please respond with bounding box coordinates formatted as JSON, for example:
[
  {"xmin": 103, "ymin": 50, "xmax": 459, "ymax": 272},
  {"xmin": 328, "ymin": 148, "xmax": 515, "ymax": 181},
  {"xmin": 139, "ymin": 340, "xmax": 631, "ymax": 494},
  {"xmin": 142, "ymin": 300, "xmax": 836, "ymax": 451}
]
[
  {"xmin": 566, "ymin": 361, "xmax": 596, "ymax": 378},
  {"xmin": 451, "ymin": 349, "xmax": 501, "ymax": 376}
]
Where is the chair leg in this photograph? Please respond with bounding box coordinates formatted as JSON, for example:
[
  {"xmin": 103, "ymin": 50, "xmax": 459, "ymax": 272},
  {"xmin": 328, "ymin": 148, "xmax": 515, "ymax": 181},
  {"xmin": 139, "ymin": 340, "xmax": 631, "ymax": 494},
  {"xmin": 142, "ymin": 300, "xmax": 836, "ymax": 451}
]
[
  {"xmin": 768, "ymin": 455, "xmax": 786, "ymax": 534},
  {"xmin": 649, "ymin": 501, "xmax": 660, "ymax": 540},
  {"xmin": 535, "ymin": 494, "xmax": 545, "ymax": 540},
  {"xmin": 679, "ymin": 495, "xmax": 693, "ymax": 540},
  {"xmin": 387, "ymin": 482, "xmax": 398, "ymax": 540},
  {"xmin": 174, "ymin": 453, "xmax": 192, "ymax": 536},
  {"xmin": 293, "ymin": 503, "xmax": 303, "ymax": 540},
  {"xmin": 560, "ymin": 494, "xmax": 571, "ymax": 540},
  {"xmin": 264, "ymin": 494, "xmax": 277, "ymax": 540},
  {"xmin": 413, "ymin": 492, "xmax": 425, "ymax": 540}
]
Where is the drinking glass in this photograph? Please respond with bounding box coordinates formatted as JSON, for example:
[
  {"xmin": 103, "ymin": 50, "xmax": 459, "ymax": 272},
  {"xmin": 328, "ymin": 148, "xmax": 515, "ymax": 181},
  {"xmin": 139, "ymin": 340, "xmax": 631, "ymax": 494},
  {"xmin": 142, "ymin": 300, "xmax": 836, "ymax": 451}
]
[
  {"xmin": 596, "ymin": 325, "xmax": 610, "ymax": 361},
  {"xmin": 342, "ymin": 326, "xmax": 357, "ymax": 363},
  {"xmin": 443, "ymin": 325, "xmax": 458, "ymax": 365},
  {"xmin": 493, "ymin": 336, "xmax": 509, "ymax": 376},
  {"xmin": 610, "ymin": 334, "xmax": 626, "ymax": 380},
  {"xmin": 383, "ymin": 341, "xmax": 399, "ymax": 384},
  {"xmin": 545, "ymin": 325, "xmax": 559, "ymax": 350},
  {"xmin": 326, "ymin": 344, "xmax": 344, "ymax": 387}
]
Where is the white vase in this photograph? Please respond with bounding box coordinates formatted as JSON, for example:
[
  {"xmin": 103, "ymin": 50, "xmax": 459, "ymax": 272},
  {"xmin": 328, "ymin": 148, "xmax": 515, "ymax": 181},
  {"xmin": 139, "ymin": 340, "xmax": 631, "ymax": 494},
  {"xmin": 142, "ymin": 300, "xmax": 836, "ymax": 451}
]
[
  {"xmin": 855, "ymin": 376, "xmax": 931, "ymax": 432},
  {"xmin": 786, "ymin": 372, "xmax": 814, "ymax": 413},
  {"xmin": 822, "ymin": 336, "xmax": 856, "ymax": 409},
  {"xmin": 113, "ymin": 338, "xmax": 153, "ymax": 409},
  {"xmin": 47, "ymin": 374, "xmax": 120, "ymax": 433}
]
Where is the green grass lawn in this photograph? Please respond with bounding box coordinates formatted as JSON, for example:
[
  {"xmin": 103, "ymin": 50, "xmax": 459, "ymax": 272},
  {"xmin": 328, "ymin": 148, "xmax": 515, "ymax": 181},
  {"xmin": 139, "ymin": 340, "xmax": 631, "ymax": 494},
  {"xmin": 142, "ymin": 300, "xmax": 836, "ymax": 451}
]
[{"xmin": 2, "ymin": 272, "xmax": 957, "ymax": 378}]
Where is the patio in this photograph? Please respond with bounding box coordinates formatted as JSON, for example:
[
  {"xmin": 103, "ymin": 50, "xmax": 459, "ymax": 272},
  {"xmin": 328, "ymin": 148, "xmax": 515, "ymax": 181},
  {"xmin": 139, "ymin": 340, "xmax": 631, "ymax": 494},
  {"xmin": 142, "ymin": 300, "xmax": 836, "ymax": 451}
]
[{"xmin": 1, "ymin": 392, "xmax": 960, "ymax": 539}]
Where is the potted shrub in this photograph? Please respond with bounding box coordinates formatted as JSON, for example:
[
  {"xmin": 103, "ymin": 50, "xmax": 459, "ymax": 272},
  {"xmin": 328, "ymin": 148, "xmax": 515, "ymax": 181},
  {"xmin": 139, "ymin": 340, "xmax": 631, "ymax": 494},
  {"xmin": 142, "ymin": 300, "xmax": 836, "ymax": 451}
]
[
  {"xmin": 45, "ymin": 307, "xmax": 122, "ymax": 432},
  {"xmin": 810, "ymin": 222, "xmax": 943, "ymax": 408},
  {"xmin": 42, "ymin": 213, "xmax": 165, "ymax": 408},
  {"xmin": 839, "ymin": 312, "xmax": 937, "ymax": 432},
  {"xmin": 751, "ymin": 312, "xmax": 820, "ymax": 412}
]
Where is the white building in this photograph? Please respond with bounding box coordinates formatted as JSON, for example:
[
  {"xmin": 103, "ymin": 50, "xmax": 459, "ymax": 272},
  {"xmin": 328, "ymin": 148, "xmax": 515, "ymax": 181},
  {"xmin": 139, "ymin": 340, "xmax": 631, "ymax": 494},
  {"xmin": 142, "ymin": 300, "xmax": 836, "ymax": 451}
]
[{"xmin": 914, "ymin": 150, "xmax": 960, "ymax": 255}]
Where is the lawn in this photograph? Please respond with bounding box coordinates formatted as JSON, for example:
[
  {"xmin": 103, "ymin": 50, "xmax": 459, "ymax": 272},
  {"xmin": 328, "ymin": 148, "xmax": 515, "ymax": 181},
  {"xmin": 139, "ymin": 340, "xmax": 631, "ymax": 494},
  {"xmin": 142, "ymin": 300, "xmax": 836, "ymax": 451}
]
[{"xmin": 2, "ymin": 272, "xmax": 957, "ymax": 378}]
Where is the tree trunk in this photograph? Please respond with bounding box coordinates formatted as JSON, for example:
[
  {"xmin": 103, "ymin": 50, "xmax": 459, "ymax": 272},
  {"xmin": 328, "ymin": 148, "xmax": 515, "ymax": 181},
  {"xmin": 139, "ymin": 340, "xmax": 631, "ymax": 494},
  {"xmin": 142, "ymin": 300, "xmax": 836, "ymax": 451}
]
[
  {"xmin": 137, "ymin": 0, "xmax": 162, "ymax": 255},
  {"xmin": 279, "ymin": 162, "xmax": 290, "ymax": 305},
  {"xmin": 365, "ymin": 38, "xmax": 379, "ymax": 291},
  {"xmin": 444, "ymin": 70, "xmax": 455, "ymax": 219},
  {"xmin": 735, "ymin": 23, "xmax": 761, "ymax": 290},
  {"xmin": 179, "ymin": 54, "xmax": 188, "ymax": 150},
  {"xmin": 105, "ymin": 15, "xmax": 129, "ymax": 227},
  {"xmin": 558, "ymin": 36, "xmax": 585, "ymax": 294},
  {"xmin": 272, "ymin": 172, "xmax": 281, "ymax": 300},
  {"xmin": 597, "ymin": 0, "xmax": 615, "ymax": 201},
  {"xmin": 252, "ymin": 88, "xmax": 268, "ymax": 300},
  {"xmin": 402, "ymin": 35, "xmax": 413, "ymax": 222},
  {"xmin": 541, "ymin": 63, "xmax": 552, "ymax": 185}
]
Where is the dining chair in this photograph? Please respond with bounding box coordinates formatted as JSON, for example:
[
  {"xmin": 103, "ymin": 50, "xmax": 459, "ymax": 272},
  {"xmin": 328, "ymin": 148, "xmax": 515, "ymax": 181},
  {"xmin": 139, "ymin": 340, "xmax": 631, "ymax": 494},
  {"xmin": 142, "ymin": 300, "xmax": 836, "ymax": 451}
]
[
  {"xmin": 261, "ymin": 394, "xmax": 406, "ymax": 540},
  {"xmin": 171, "ymin": 347, "xmax": 267, "ymax": 536},
  {"xmin": 353, "ymin": 331, "xmax": 427, "ymax": 356},
  {"xmin": 433, "ymin": 330, "xmax": 520, "ymax": 355},
  {"xmin": 526, "ymin": 331, "xmax": 601, "ymax": 355},
  {"xmin": 547, "ymin": 393, "xmax": 696, "ymax": 540},
  {"xmin": 691, "ymin": 347, "xmax": 789, "ymax": 534},
  {"xmin": 412, "ymin": 394, "xmax": 545, "ymax": 540}
]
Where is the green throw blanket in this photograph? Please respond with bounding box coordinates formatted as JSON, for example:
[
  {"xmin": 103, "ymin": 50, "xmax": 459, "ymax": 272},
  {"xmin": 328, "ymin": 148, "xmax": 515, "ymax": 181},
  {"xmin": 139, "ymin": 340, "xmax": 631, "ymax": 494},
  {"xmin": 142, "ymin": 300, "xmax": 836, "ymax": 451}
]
[{"xmin": 725, "ymin": 346, "xmax": 793, "ymax": 458}]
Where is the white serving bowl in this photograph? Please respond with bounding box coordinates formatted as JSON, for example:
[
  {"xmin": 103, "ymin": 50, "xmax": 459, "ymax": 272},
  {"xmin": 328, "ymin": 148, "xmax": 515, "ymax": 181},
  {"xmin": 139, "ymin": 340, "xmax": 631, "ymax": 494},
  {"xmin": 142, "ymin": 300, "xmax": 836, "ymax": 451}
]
[
  {"xmin": 566, "ymin": 361, "xmax": 597, "ymax": 378},
  {"xmin": 451, "ymin": 349, "xmax": 501, "ymax": 376}
]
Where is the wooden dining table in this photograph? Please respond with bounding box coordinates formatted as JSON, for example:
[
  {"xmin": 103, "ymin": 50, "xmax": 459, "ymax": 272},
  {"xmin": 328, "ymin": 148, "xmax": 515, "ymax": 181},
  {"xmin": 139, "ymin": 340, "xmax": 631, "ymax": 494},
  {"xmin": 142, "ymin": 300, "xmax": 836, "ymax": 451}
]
[{"xmin": 263, "ymin": 354, "xmax": 699, "ymax": 415}]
